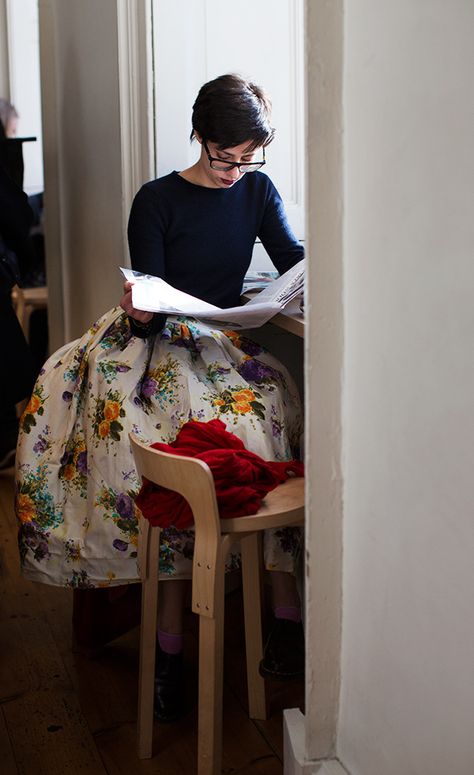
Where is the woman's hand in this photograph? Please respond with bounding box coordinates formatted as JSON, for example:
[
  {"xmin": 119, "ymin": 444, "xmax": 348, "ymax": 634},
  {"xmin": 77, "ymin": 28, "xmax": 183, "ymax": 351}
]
[{"xmin": 120, "ymin": 281, "xmax": 154, "ymax": 324}]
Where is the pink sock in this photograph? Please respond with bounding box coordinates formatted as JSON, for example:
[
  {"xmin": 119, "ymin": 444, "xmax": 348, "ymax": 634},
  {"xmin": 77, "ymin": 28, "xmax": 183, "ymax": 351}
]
[
  {"xmin": 274, "ymin": 605, "xmax": 301, "ymax": 623},
  {"xmin": 158, "ymin": 628, "xmax": 184, "ymax": 655}
]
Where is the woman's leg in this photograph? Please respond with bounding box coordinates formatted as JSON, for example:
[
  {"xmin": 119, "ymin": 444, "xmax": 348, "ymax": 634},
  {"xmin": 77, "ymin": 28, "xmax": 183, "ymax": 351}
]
[
  {"xmin": 259, "ymin": 570, "xmax": 304, "ymax": 680},
  {"xmin": 269, "ymin": 570, "xmax": 301, "ymax": 611},
  {"xmin": 158, "ymin": 579, "xmax": 188, "ymax": 635},
  {"xmin": 154, "ymin": 579, "xmax": 189, "ymax": 723}
]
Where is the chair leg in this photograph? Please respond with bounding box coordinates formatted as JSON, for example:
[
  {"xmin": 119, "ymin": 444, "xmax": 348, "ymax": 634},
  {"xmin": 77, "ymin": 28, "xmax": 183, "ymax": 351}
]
[
  {"xmin": 137, "ymin": 525, "xmax": 160, "ymax": 759},
  {"xmin": 197, "ymin": 559, "xmax": 225, "ymax": 775},
  {"xmin": 241, "ymin": 532, "xmax": 267, "ymax": 720}
]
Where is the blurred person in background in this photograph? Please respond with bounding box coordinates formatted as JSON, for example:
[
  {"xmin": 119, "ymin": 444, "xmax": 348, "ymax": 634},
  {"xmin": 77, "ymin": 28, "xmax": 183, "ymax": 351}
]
[
  {"xmin": 0, "ymin": 161, "xmax": 35, "ymax": 469},
  {"xmin": 0, "ymin": 98, "xmax": 19, "ymax": 138}
]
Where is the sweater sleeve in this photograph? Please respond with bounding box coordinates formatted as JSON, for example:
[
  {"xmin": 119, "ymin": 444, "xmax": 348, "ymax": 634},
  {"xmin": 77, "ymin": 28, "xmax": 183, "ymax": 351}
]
[
  {"xmin": 127, "ymin": 184, "xmax": 168, "ymax": 337},
  {"xmin": 257, "ymin": 179, "xmax": 304, "ymax": 275}
]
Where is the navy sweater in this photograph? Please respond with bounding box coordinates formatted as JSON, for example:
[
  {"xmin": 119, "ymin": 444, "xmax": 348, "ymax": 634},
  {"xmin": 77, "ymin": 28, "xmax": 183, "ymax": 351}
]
[{"xmin": 127, "ymin": 171, "xmax": 303, "ymax": 334}]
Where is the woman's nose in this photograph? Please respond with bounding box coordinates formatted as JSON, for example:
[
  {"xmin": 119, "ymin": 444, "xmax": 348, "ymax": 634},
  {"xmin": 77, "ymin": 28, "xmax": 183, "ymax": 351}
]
[{"xmin": 229, "ymin": 165, "xmax": 242, "ymax": 179}]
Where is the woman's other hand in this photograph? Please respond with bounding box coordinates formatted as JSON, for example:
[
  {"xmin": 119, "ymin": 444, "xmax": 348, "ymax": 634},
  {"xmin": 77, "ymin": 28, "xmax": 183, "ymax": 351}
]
[{"xmin": 120, "ymin": 281, "xmax": 154, "ymax": 324}]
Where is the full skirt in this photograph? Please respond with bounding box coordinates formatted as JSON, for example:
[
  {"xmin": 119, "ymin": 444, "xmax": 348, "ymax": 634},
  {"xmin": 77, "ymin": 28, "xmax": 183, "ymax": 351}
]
[{"xmin": 16, "ymin": 309, "xmax": 303, "ymax": 587}]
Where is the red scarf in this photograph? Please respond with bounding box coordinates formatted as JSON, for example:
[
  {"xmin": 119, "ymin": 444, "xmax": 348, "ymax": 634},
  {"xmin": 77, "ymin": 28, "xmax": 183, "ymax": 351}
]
[{"xmin": 135, "ymin": 419, "xmax": 304, "ymax": 529}]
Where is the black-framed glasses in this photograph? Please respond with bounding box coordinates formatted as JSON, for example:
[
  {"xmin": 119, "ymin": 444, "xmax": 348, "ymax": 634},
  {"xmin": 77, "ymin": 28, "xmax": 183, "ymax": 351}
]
[{"xmin": 203, "ymin": 141, "xmax": 266, "ymax": 173}]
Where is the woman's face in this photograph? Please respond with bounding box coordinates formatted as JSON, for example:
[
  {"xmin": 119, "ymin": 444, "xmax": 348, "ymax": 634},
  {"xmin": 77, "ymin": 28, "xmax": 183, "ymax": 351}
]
[{"xmin": 197, "ymin": 138, "xmax": 263, "ymax": 189}]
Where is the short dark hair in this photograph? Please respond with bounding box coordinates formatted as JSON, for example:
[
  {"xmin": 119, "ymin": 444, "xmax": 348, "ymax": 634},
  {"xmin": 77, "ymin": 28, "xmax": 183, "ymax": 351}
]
[{"xmin": 190, "ymin": 74, "xmax": 275, "ymax": 151}]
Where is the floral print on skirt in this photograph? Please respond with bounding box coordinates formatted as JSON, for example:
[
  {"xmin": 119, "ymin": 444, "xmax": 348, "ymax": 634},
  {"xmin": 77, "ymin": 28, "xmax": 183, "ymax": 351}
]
[{"xmin": 15, "ymin": 308, "xmax": 303, "ymax": 588}]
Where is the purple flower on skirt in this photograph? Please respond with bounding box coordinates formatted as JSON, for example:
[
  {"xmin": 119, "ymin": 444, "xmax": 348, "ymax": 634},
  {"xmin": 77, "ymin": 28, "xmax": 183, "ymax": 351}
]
[
  {"xmin": 62, "ymin": 391, "xmax": 73, "ymax": 402},
  {"xmin": 240, "ymin": 338, "xmax": 263, "ymax": 357},
  {"xmin": 60, "ymin": 450, "xmax": 69, "ymax": 465},
  {"xmin": 33, "ymin": 437, "xmax": 48, "ymax": 454},
  {"xmin": 116, "ymin": 493, "xmax": 134, "ymax": 520},
  {"xmin": 141, "ymin": 378, "xmax": 156, "ymax": 398},
  {"xmin": 116, "ymin": 364, "xmax": 130, "ymax": 373},
  {"xmin": 76, "ymin": 450, "xmax": 87, "ymax": 475},
  {"xmin": 113, "ymin": 539, "xmax": 129, "ymax": 552},
  {"xmin": 238, "ymin": 358, "xmax": 276, "ymax": 384}
]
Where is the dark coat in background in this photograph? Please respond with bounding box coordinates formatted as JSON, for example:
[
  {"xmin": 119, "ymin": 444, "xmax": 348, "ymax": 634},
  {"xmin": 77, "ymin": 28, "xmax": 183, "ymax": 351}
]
[{"xmin": 0, "ymin": 163, "xmax": 35, "ymax": 405}]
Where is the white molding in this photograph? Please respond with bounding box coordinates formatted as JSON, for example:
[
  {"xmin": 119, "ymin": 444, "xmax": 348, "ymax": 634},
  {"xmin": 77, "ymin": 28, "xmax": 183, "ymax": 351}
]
[
  {"xmin": 283, "ymin": 708, "xmax": 349, "ymax": 775},
  {"xmin": 37, "ymin": 0, "xmax": 67, "ymax": 348},
  {"xmin": 286, "ymin": 0, "xmax": 305, "ymax": 211},
  {"xmin": 117, "ymin": 0, "xmax": 154, "ymax": 267},
  {"xmin": 284, "ymin": 709, "xmax": 350, "ymax": 775},
  {"xmin": 4, "ymin": 0, "xmax": 15, "ymax": 95},
  {"xmin": 0, "ymin": 0, "xmax": 10, "ymax": 96},
  {"xmin": 304, "ymin": 0, "xmax": 344, "ymax": 762}
]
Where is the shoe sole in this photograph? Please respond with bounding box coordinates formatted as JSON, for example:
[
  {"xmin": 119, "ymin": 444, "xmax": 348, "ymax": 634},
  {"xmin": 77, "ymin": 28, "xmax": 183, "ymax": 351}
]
[{"xmin": 259, "ymin": 662, "xmax": 304, "ymax": 681}]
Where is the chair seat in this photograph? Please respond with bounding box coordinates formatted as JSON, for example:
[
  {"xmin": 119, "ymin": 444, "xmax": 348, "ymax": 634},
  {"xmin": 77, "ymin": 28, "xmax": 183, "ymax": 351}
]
[{"xmin": 219, "ymin": 476, "xmax": 304, "ymax": 533}]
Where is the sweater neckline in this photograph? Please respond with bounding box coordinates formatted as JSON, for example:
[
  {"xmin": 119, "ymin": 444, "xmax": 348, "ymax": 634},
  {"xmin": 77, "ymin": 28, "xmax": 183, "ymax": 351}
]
[{"xmin": 173, "ymin": 170, "xmax": 236, "ymax": 192}]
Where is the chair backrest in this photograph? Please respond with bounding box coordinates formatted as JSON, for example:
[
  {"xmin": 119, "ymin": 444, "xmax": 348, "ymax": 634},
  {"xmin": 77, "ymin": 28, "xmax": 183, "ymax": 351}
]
[
  {"xmin": 129, "ymin": 432, "xmax": 222, "ymax": 532},
  {"xmin": 130, "ymin": 432, "xmax": 223, "ymax": 616}
]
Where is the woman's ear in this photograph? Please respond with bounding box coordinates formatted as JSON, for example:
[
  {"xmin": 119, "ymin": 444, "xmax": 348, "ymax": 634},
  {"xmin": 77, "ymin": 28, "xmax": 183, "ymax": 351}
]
[{"xmin": 193, "ymin": 131, "xmax": 203, "ymax": 145}]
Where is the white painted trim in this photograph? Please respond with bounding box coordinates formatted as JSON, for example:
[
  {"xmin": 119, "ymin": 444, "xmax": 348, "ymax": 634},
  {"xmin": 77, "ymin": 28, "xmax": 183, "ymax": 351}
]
[
  {"xmin": 4, "ymin": 0, "xmax": 15, "ymax": 95},
  {"xmin": 0, "ymin": 0, "xmax": 10, "ymax": 96},
  {"xmin": 37, "ymin": 0, "xmax": 67, "ymax": 349},
  {"xmin": 286, "ymin": 0, "xmax": 305, "ymax": 211},
  {"xmin": 316, "ymin": 763, "xmax": 350, "ymax": 775},
  {"xmin": 117, "ymin": 0, "xmax": 155, "ymax": 267},
  {"xmin": 284, "ymin": 709, "xmax": 350, "ymax": 775},
  {"xmin": 304, "ymin": 0, "xmax": 344, "ymax": 762}
]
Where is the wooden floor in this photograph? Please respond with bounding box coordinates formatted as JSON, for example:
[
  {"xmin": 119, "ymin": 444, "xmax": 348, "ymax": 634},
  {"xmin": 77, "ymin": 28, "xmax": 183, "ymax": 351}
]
[{"xmin": 0, "ymin": 469, "xmax": 303, "ymax": 774}]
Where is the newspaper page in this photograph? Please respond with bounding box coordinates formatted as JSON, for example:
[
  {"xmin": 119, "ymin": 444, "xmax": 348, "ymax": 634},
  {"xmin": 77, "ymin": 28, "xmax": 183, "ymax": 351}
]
[{"xmin": 120, "ymin": 259, "xmax": 304, "ymax": 329}]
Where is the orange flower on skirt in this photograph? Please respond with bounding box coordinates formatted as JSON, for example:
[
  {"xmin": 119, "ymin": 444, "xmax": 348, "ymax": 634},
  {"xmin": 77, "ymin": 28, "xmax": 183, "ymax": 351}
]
[
  {"xmin": 25, "ymin": 394, "xmax": 41, "ymax": 414},
  {"xmin": 63, "ymin": 464, "xmax": 75, "ymax": 481},
  {"xmin": 104, "ymin": 401, "xmax": 120, "ymax": 421},
  {"xmin": 233, "ymin": 402, "xmax": 251, "ymax": 414},
  {"xmin": 232, "ymin": 389, "xmax": 255, "ymax": 403},
  {"xmin": 99, "ymin": 420, "xmax": 110, "ymax": 438},
  {"xmin": 17, "ymin": 493, "xmax": 36, "ymax": 523}
]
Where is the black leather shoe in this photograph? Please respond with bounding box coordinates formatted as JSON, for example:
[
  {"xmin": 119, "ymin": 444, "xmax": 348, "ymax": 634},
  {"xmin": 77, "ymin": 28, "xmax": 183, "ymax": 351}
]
[
  {"xmin": 154, "ymin": 644, "xmax": 184, "ymax": 723},
  {"xmin": 259, "ymin": 618, "xmax": 305, "ymax": 680}
]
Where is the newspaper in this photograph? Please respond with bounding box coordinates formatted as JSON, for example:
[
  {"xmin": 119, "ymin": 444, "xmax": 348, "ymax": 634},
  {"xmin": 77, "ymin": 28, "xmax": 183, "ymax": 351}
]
[{"xmin": 120, "ymin": 259, "xmax": 305, "ymax": 329}]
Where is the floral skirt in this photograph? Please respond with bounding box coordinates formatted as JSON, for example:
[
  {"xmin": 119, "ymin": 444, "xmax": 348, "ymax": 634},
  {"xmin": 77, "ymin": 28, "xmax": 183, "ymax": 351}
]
[{"xmin": 16, "ymin": 309, "xmax": 303, "ymax": 588}]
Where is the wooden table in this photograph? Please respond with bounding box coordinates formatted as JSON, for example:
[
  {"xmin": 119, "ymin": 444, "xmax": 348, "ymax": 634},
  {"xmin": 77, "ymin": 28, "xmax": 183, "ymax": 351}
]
[{"xmin": 241, "ymin": 292, "xmax": 305, "ymax": 339}]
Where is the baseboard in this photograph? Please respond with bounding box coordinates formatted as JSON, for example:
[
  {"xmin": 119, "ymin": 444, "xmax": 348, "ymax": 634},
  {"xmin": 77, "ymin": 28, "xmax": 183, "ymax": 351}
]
[{"xmin": 283, "ymin": 708, "xmax": 350, "ymax": 775}]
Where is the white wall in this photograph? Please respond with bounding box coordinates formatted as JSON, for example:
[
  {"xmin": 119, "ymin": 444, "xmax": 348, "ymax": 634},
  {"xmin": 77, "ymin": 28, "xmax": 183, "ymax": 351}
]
[
  {"xmin": 152, "ymin": 0, "xmax": 306, "ymax": 271},
  {"xmin": 6, "ymin": 0, "xmax": 44, "ymax": 193},
  {"xmin": 339, "ymin": 2, "xmax": 474, "ymax": 774}
]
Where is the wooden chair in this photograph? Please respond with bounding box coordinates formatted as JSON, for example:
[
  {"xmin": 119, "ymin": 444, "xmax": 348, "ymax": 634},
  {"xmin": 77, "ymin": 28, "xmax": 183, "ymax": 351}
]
[{"xmin": 129, "ymin": 433, "xmax": 305, "ymax": 775}]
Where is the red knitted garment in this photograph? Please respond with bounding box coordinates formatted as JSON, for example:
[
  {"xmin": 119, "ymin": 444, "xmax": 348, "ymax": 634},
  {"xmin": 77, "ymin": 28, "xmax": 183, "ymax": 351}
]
[{"xmin": 135, "ymin": 419, "xmax": 304, "ymax": 529}]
